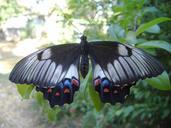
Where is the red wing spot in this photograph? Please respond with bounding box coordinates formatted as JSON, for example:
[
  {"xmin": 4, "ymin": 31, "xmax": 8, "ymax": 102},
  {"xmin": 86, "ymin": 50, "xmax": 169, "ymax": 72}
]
[
  {"xmin": 94, "ymin": 79, "xmax": 101, "ymax": 86},
  {"xmin": 72, "ymin": 79, "xmax": 79, "ymax": 87},
  {"xmin": 47, "ymin": 88, "xmax": 52, "ymax": 93},
  {"xmin": 64, "ymin": 88, "xmax": 70, "ymax": 94},
  {"xmin": 55, "ymin": 92, "xmax": 60, "ymax": 96},
  {"xmin": 104, "ymin": 88, "xmax": 110, "ymax": 93}
]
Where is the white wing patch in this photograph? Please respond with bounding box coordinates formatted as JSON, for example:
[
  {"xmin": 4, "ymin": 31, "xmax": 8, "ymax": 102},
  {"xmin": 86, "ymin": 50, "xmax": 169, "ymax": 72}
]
[
  {"xmin": 65, "ymin": 64, "xmax": 79, "ymax": 79},
  {"xmin": 93, "ymin": 64, "xmax": 105, "ymax": 78},
  {"xmin": 118, "ymin": 45, "xmax": 128, "ymax": 56},
  {"xmin": 41, "ymin": 48, "xmax": 52, "ymax": 60},
  {"xmin": 51, "ymin": 64, "xmax": 62, "ymax": 85},
  {"xmin": 107, "ymin": 62, "xmax": 120, "ymax": 84}
]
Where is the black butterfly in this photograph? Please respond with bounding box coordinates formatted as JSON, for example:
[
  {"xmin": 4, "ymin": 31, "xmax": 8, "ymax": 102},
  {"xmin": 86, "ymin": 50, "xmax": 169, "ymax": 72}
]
[{"xmin": 9, "ymin": 35, "xmax": 164, "ymax": 107}]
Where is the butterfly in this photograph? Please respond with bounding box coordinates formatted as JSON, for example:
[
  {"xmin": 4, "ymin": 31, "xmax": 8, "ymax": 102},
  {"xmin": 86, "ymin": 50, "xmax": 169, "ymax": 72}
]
[{"xmin": 9, "ymin": 35, "xmax": 164, "ymax": 107}]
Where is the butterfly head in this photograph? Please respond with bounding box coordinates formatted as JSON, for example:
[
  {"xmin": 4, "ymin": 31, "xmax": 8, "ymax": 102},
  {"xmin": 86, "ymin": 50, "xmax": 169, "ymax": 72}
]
[{"xmin": 80, "ymin": 35, "xmax": 87, "ymax": 42}]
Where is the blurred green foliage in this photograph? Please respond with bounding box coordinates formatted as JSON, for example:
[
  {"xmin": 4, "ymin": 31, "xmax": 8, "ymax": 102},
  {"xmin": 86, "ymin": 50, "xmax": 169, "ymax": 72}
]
[
  {"xmin": 0, "ymin": 0, "xmax": 25, "ymax": 22},
  {"xmin": 4, "ymin": 0, "xmax": 171, "ymax": 127}
]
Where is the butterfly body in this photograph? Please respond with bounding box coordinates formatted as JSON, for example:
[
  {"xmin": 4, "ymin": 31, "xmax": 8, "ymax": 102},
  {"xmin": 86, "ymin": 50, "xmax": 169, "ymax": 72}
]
[
  {"xmin": 80, "ymin": 35, "xmax": 89, "ymax": 78},
  {"xmin": 9, "ymin": 35, "xmax": 164, "ymax": 107}
]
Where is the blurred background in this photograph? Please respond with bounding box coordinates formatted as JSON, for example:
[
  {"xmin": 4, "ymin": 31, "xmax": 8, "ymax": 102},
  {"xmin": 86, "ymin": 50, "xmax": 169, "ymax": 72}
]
[{"xmin": 0, "ymin": 0, "xmax": 171, "ymax": 128}]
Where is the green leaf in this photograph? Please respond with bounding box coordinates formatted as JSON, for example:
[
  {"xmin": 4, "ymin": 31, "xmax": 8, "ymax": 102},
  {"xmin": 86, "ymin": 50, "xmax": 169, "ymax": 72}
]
[
  {"xmin": 82, "ymin": 111, "xmax": 96, "ymax": 128},
  {"xmin": 145, "ymin": 24, "xmax": 160, "ymax": 34},
  {"xmin": 126, "ymin": 31, "xmax": 137, "ymax": 44},
  {"xmin": 143, "ymin": 7, "xmax": 159, "ymax": 14},
  {"xmin": 146, "ymin": 71, "xmax": 171, "ymax": 90},
  {"xmin": 87, "ymin": 68, "xmax": 104, "ymax": 111},
  {"xmin": 161, "ymin": 109, "xmax": 170, "ymax": 119},
  {"xmin": 88, "ymin": 81, "xmax": 104, "ymax": 111},
  {"xmin": 136, "ymin": 17, "xmax": 171, "ymax": 35},
  {"xmin": 16, "ymin": 84, "xmax": 34, "ymax": 99},
  {"xmin": 123, "ymin": 106, "xmax": 134, "ymax": 118},
  {"xmin": 108, "ymin": 24, "xmax": 125, "ymax": 40},
  {"xmin": 47, "ymin": 108, "xmax": 57, "ymax": 122},
  {"xmin": 136, "ymin": 40, "xmax": 171, "ymax": 53},
  {"xmin": 34, "ymin": 92, "xmax": 44, "ymax": 106}
]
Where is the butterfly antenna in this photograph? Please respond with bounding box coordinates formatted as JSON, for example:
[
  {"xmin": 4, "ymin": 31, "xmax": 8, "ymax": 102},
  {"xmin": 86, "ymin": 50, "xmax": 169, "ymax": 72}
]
[{"xmin": 71, "ymin": 22, "xmax": 85, "ymax": 37}]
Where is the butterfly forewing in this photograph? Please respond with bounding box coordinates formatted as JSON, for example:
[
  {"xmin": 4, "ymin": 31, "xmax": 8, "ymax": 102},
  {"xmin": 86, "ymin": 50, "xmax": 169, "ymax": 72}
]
[
  {"xmin": 89, "ymin": 41, "xmax": 164, "ymax": 104},
  {"xmin": 9, "ymin": 44, "xmax": 81, "ymax": 107}
]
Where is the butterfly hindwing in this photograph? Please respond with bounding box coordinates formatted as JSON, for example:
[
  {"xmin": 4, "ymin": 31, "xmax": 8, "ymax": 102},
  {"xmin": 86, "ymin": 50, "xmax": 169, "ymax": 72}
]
[
  {"xmin": 9, "ymin": 44, "xmax": 81, "ymax": 107},
  {"xmin": 91, "ymin": 59, "xmax": 133, "ymax": 104},
  {"xmin": 89, "ymin": 41, "xmax": 164, "ymax": 104}
]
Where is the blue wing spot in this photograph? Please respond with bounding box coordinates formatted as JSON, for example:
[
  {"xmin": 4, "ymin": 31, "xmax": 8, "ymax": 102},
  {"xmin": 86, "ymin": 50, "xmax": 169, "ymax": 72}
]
[
  {"xmin": 100, "ymin": 78, "xmax": 111, "ymax": 102},
  {"xmin": 63, "ymin": 79, "xmax": 72, "ymax": 88}
]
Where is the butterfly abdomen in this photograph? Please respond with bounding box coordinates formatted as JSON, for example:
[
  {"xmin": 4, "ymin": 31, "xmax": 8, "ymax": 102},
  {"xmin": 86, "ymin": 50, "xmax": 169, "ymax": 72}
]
[{"xmin": 80, "ymin": 55, "xmax": 89, "ymax": 78}]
